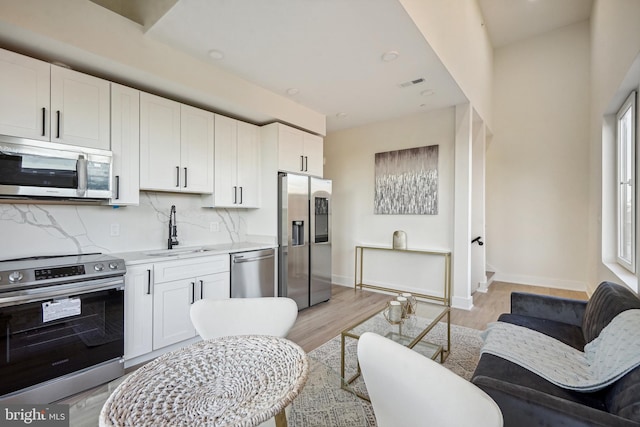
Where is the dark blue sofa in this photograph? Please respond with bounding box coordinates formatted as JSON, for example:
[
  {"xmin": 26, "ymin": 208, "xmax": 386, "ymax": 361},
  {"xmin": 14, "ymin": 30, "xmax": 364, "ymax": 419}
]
[{"xmin": 472, "ymin": 281, "xmax": 640, "ymax": 426}]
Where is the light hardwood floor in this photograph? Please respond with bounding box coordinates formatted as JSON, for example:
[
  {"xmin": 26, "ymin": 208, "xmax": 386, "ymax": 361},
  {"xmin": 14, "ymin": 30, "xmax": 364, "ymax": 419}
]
[
  {"xmin": 60, "ymin": 281, "xmax": 587, "ymax": 406},
  {"xmin": 288, "ymin": 281, "xmax": 588, "ymax": 352}
]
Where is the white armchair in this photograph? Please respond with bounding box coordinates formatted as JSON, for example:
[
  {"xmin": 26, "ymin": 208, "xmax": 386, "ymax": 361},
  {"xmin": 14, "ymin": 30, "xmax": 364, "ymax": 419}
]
[
  {"xmin": 190, "ymin": 297, "xmax": 299, "ymax": 427},
  {"xmin": 189, "ymin": 297, "xmax": 298, "ymax": 339},
  {"xmin": 357, "ymin": 332, "xmax": 503, "ymax": 427}
]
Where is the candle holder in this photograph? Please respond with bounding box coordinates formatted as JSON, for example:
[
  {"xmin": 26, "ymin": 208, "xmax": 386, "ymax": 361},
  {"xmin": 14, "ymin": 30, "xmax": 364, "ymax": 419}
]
[
  {"xmin": 396, "ymin": 296, "xmax": 408, "ymax": 319},
  {"xmin": 383, "ymin": 300, "xmax": 405, "ymax": 325},
  {"xmin": 399, "ymin": 292, "xmax": 417, "ymax": 315}
]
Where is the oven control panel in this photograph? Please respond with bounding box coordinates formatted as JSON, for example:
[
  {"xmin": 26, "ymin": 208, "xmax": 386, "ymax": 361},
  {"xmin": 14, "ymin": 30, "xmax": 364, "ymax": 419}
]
[
  {"xmin": 0, "ymin": 255, "xmax": 126, "ymax": 288},
  {"xmin": 35, "ymin": 265, "xmax": 86, "ymax": 280}
]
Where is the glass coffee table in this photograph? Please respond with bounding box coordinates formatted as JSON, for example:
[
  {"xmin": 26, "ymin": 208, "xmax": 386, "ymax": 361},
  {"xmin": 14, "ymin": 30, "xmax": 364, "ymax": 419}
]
[{"xmin": 340, "ymin": 299, "xmax": 450, "ymax": 401}]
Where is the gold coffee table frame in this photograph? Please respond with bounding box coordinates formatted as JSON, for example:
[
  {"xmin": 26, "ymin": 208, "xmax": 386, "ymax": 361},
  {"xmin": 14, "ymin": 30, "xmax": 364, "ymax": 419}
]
[
  {"xmin": 343, "ymin": 245, "xmax": 452, "ymax": 401},
  {"xmin": 340, "ymin": 300, "xmax": 451, "ymax": 401}
]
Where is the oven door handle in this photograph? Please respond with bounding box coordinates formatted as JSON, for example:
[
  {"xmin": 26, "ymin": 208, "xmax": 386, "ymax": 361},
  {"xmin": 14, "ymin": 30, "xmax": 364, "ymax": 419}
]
[{"xmin": 0, "ymin": 278, "xmax": 124, "ymax": 307}]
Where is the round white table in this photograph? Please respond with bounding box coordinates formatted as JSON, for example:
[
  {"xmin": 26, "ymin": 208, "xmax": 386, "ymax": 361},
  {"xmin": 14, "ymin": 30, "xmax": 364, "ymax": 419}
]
[{"xmin": 99, "ymin": 335, "xmax": 309, "ymax": 427}]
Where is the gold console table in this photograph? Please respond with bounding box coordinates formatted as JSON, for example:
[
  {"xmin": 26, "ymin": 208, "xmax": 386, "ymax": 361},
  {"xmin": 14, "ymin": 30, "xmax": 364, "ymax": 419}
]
[{"xmin": 354, "ymin": 245, "xmax": 451, "ymax": 306}]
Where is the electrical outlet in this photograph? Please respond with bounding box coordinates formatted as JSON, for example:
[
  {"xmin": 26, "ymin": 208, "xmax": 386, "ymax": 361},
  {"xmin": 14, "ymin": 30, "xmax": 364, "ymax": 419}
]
[
  {"xmin": 110, "ymin": 223, "xmax": 120, "ymax": 237},
  {"xmin": 209, "ymin": 222, "xmax": 219, "ymax": 232}
]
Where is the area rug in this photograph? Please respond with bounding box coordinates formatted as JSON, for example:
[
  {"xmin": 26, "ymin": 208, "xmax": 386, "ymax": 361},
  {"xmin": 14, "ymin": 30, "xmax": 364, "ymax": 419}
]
[
  {"xmin": 287, "ymin": 322, "xmax": 483, "ymax": 427},
  {"xmin": 67, "ymin": 323, "xmax": 482, "ymax": 426}
]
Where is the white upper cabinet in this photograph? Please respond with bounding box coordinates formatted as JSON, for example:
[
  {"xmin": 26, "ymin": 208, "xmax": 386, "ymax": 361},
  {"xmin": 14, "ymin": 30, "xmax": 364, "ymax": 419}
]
[
  {"xmin": 271, "ymin": 123, "xmax": 324, "ymax": 177},
  {"xmin": 0, "ymin": 48, "xmax": 50, "ymax": 141},
  {"xmin": 210, "ymin": 114, "xmax": 237, "ymax": 206},
  {"xmin": 0, "ymin": 49, "xmax": 110, "ymax": 150},
  {"xmin": 110, "ymin": 83, "xmax": 140, "ymax": 205},
  {"xmin": 180, "ymin": 104, "xmax": 214, "ymax": 193},
  {"xmin": 302, "ymin": 132, "xmax": 323, "ymax": 176},
  {"xmin": 50, "ymin": 65, "xmax": 110, "ymax": 150},
  {"xmin": 236, "ymin": 120, "xmax": 260, "ymax": 207},
  {"xmin": 140, "ymin": 92, "xmax": 214, "ymax": 193},
  {"xmin": 203, "ymin": 114, "xmax": 260, "ymax": 208},
  {"xmin": 140, "ymin": 92, "xmax": 181, "ymax": 191}
]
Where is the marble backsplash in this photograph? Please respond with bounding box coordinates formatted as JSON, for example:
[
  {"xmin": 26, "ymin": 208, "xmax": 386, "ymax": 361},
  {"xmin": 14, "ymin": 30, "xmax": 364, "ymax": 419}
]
[{"xmin": 0, "ymin": 192, "xmax": 265, "ymax": 260}]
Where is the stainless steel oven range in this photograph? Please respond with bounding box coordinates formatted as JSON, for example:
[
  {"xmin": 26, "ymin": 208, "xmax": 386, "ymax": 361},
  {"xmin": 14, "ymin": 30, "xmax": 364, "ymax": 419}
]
[{"xmin": 0, "ymin": 253, "xmax": 126, "ymax": 403}]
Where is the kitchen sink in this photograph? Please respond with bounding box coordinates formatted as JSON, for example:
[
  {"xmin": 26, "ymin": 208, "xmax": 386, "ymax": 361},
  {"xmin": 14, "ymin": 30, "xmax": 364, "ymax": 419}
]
[{"xmin": 143, "ymin": 247, "xmax": 210, "ymax": 257}]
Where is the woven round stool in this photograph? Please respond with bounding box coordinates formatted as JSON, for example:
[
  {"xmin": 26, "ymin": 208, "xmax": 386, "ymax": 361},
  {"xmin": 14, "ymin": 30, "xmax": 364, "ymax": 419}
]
[{"xmin": 99, "ymin": 335, "xmax": 309, "ymax": 427}]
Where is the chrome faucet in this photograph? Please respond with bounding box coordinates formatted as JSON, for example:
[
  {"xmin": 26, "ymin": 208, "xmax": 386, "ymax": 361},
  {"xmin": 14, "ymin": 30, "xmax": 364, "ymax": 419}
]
[{"xmin": 168, "ymin": 205, "xmax": 179, "ymax": 249}]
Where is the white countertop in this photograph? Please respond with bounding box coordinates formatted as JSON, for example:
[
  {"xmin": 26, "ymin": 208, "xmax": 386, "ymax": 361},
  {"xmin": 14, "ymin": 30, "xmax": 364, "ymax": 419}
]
[{"xmin": 112, "ymin": 242, "xmax": 277, "ymax": 265}]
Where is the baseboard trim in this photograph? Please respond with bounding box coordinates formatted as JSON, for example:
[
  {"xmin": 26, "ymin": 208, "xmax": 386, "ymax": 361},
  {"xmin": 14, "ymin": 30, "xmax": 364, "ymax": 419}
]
[
  {"xmin": 493, "ymin": 273, "xmax": 586, "ymax": 292},
  {"xmin": 452, "ymin": 296, "xmax": 473, "ymax": 310},
  {"xmin": 476, "ymin": 282, "xmax": 489, "ymax": 293},
  {"xmin": 332, "ymin": 275, "xmax": 353, "ymax": 287}
]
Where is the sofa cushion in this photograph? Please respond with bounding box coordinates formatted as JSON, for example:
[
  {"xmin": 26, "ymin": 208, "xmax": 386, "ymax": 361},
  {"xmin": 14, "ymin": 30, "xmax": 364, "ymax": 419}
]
[
  {"xmin": 582, "ymin": 282, "xmax": 640, "ymax": 343},
  {"xmin": 498, "ymin": 313, "xmax": 586, "ymax": 350},
  {"xmin": 472, "ymin": 354, "xmax": 608, "ymax": 411}
]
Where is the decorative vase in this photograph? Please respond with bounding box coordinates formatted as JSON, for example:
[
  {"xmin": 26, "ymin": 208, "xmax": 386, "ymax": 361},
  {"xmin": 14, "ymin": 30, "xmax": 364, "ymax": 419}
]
[{"xmin": 392, "ymin": 230, "xmax": 407, "ymax": 249}]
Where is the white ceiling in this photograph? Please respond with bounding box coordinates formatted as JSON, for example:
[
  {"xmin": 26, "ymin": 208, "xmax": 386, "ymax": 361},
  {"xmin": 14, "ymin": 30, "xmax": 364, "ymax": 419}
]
[
  {"xmin": 477, "ymin": 0, "xmax": 593, "ymax": 48},
  {"xmin": 145, "ymin": 0, "xmax": 467, "ymax": 133},
  {"xmin": 114, "ymin": 0, "xmax": 593, "ymax": 133}
]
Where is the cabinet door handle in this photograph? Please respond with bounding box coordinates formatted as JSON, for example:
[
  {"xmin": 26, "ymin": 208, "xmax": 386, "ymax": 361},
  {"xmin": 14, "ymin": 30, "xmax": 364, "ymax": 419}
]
[
  {"xmin": 41, "ymin": 107, "xmax": 46, "ymax": 137},
  {"xmin": 300, "ymin": 155, "xmax": 304, "ymax": 171},
  {"xmin": 56, "ymin": 110, "xmax": 61, "ymax": 139},
  {"xmin": 176, "ymin": 166, "xmax": 180, "ymax": 187},
  {"xmin": 184, "ymin": 167, "xmax": 188, "ymax": 188},
  {"xmin": 191, "ymin": 282, "xmax": 196, "ymax": 304},
  {"xmin": 146, "ymin": 270, "xmax": 151, "ymax": 295},
  {"xmin": 304, "ymin": 156, "xmax": 308, "ymax": 172},
  {"xmin": 233, "ymin": 186, "xmax": 237, "ymax": 204},
  {"xmin": 239, "ymin": 187, "xmax": 243, "ymax": 204},
  {"xmin": 115, "ymin": 175, "xmax": 120, "ymax": 200},
  {"xmin": 200, "ymin": 280, "xmax": 204, "ymax": 300}
]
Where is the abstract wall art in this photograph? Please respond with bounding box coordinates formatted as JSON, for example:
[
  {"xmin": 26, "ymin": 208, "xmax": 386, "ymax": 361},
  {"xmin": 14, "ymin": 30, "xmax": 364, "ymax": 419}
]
[{"xmin": 374, "ymin": 144, "xmax": 439, "ymax": 215}]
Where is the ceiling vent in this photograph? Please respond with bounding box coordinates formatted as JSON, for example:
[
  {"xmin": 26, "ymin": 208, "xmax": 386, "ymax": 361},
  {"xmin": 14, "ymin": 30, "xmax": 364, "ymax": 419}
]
[{"xmin": 398, "ymin": 78, "xmax": 425, "ymax": 88}]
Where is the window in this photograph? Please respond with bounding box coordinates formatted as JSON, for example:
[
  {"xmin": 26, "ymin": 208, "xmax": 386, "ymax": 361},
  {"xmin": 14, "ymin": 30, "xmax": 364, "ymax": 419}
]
[{"xmin": 617, "ymin": 91, "xmax": 636, "ymax": 272}]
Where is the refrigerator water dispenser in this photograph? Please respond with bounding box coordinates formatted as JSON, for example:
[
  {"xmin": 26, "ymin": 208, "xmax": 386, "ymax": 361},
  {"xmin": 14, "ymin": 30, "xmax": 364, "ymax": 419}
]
[{"xmin": 292, "ymin": 221, "xmax": 304, "ymax": 246}]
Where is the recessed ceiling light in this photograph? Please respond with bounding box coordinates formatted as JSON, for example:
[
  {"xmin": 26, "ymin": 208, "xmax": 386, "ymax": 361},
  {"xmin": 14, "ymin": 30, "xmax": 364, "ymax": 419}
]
[
  {"xmin": 381, "ymin": 51, "xmax": 399, "ymax": 62},
  {"xmin": 420, "ymin": 89, "xmax": 435, "ymax": 97},
  {"xmin": 208, "ymin": 49, "xmax": 224, "ymax": 60},
  {"xmin": 286, "ymin": 88, "xmax": 299, "ymax": 96},
  {"xmin": 336, "ymin": 112, "xmax": 348, "ymax": 119}
]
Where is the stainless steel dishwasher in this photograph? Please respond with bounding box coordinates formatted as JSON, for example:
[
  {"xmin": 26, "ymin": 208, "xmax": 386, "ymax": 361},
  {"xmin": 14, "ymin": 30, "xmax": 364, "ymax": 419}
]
[{"xmin": 230, "ymin": 248, "xmax": 276, "ymax": 298}]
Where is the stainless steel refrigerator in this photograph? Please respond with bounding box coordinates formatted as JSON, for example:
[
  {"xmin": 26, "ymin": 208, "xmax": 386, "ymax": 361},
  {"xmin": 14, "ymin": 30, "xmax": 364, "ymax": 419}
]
[{"xmin": 278, "ymin": 172, "xmax": 332, "ymax": 310}]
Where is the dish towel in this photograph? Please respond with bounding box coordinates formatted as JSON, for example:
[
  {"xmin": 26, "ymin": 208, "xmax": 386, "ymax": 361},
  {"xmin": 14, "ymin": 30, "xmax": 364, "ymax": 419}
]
[{"xmin": 480, "ymin": 309, "xmax": 640, "ymax": 392}]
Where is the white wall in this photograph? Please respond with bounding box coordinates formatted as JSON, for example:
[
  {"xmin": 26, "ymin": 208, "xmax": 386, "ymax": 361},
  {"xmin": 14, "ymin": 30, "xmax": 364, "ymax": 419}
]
[
  {"xmin": 324, "ymin": 108, "xmax": 455, "ymax": 300},
  {"xmin": 590, "ymin": 0, "xmax": 640, "ymax": 294},
  {"xmin": 398, "ymin": 0, "xmax": 493, "ymax": 129},
  {"xmin": 487, "ymin": 21, "xmax": 590, "ymax": 291}
]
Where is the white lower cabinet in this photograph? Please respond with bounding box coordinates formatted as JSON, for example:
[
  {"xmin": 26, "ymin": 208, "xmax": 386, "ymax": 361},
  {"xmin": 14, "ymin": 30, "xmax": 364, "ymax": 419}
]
[
  {"xmin": 152, "ymin": 278, "xmax": 198, "ymax": 349},
  {"xmin": 124, "ymin": 255, "xmax": 231, "ymax": 360},
  {"xmin": 124, "ymin": 264, "xmax": 154, "ymax": 360},
  {"xmin": 199, "ymin": 271, "xmax": 232, "ymax": 300},
  {"xmin": 152, "ymin": 255, "xmax": 230, "ymax": 351}
]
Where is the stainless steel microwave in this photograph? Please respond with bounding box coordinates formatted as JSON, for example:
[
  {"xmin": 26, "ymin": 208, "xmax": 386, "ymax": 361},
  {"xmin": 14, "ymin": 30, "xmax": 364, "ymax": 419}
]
[{"xmin": 0, "ymin": 135, "xmax": 112, "ymax": 200}]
